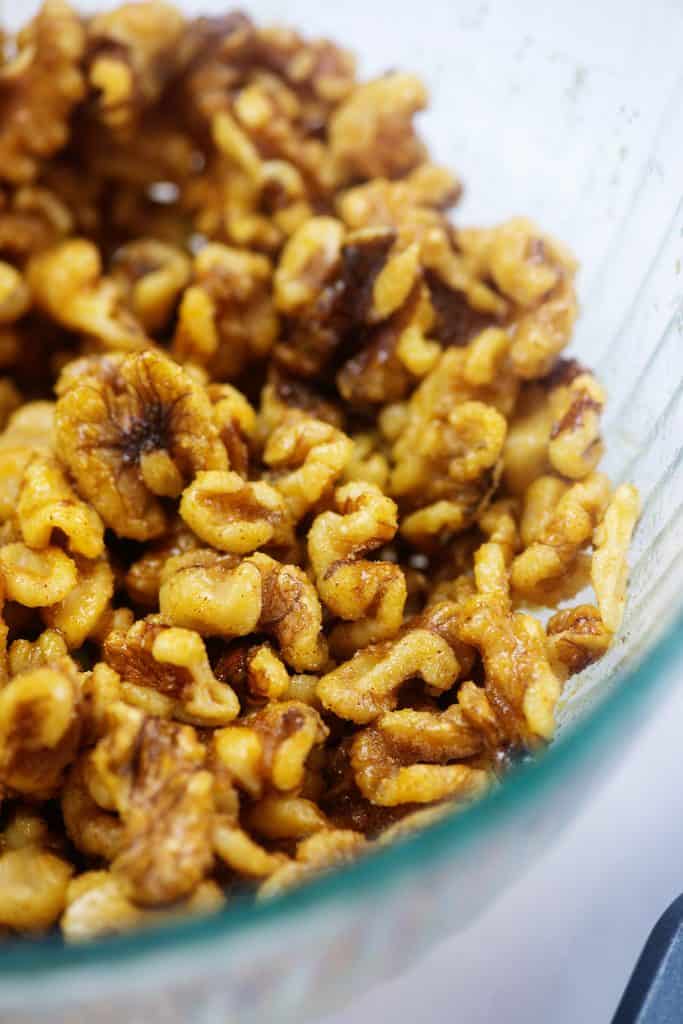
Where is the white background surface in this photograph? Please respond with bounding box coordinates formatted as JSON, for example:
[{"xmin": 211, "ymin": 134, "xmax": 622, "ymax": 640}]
[{"xmin": 325, "ymin": 675, "xmax": 683, "ymax": 1024}]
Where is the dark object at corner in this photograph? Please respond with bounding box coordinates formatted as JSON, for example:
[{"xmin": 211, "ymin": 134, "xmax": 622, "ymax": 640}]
[{"xmin": 612, "ymin": 894, "xmax": 683, "ymax": 1023}]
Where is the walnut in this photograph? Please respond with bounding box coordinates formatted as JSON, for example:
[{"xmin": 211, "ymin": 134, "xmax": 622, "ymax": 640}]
[
  {"xmin": 104, "ymin": 616, "xmax": 240, "ymax": 726},
  {"xmin": 55, "ymin": 350, "xmax": 228, "ymax": 540},
  {"xmin": 111, "ymin": 240, "xmax": 191, "ymax": 333},
  {"xmin": 62, "ymin": 760, "xmax": 123, "ymax": 861},
  {"xmin": 258, "ymin": 829, "xmax": 366, "ymax": 900},
  {"xmin": 215, "ymin": 640, "xmax": 291, "ymax": 703},
  {"xmin": 351, "ymin": 718, "xmax": 489, "ymax": 807},
  {"xmin": 0, "ymin": 542, "xmax": 77, "ymax": 607},
  {"xmin": 17, "ymin": 455, "xmax": 105, "ymax": 558},
  {"xmin": 0, "ymin": 0, "xmax": 86, "ymax": 185},
  {"xmin": 308, "ymin": 482, "xmax": 406, "ymax": 655},
  {"xmin": 180, "ymin": 471, "xmax": 293, "ymax": 554},
  {"xmin": 591, "ymin": 484, "xmax": 640, "ymax": 633},
  {"xmin": 89, "ymin": 703, "xmax": 214, "ymax": 905},
  {"xmin": 86, "ymin": 2, "xmax": 186, "ymax": 131},
  {"xmin": 387, "ymin": 356, "xmax": 508, "ymax": 545},
  {"xmin": 61, "ymin": 871, "xmax": 224, "ymax": 942},
  {"xmin": 125, "ymin": 517, "xmax": 200, "ymax": 607},
  {"xmin": 172, "ymin": 243, "xmax": 278, "ymax": 379},
  {"xmin": 27, "ymin": 240, "xmax": 149, "ymax": 351},
  {"xmin": 546, "ymin": 605, "xmax": 612, "ymax": 682},
  {"xmin": 0, "ymin": 823, "xmax": 72, "ymax": 932},
  {"xmin": 0, "ymin": 658, "xmax": 82, "ymax": 797},
  {"xmin": 329, "ymin": 73, "xmax": 428, "ymax": 183},
  {"xmin": 263, "ymin": 416, "xmax": 353, "ymax": 523},
  {"xmin": 212, "ymin": 700, "xmax": 327, "ymax": 797},
  {"xmin": 317, "ymin": 613, "xmax": 463, "ymax": 724},
  {"xmin": 511, "ymin": 472, "xmax": 611, "ymax": 593},
  {"xmin": 160, "ymin": 549, "xmax": 327, "ymax": 671},
  {"xmin": 456, "ymin": 593, "xmax": 561, "ymax": 746},
  {"xmin": 42, "ymin": 555, "xmax": 114, "ymax": 648},
  {"xmin": 548, "ymin": 369, "xmax": 605, "ymax": 479},
  {"xmin": 209, "ymin": 382, "xmax": 256, "ymax": 477}
]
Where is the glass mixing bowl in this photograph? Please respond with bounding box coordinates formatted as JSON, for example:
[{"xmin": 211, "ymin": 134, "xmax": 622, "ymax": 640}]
[{"xmin": 3, "ymin": 1, "xmax": 683, "ymax": 1021}]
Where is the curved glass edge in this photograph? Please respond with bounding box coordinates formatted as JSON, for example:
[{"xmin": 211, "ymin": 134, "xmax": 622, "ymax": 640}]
[{"xmin": 1, "ymin": 608, "xmax": 681, "ymax": 980}]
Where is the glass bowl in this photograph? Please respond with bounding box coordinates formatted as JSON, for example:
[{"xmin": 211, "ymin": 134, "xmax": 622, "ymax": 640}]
[{"xmin": 4, "ymin": 1, "xmax": 683, "ymax": 1020}]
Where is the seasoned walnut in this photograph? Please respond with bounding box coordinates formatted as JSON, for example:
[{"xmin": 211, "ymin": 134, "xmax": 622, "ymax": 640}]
[
  {"xmin": 215, "ymin": 640, "xmax": 291, "ymax": 703},
  {"xmin": 8, "ymin": 627, "xmax": 69, "ymax": 676},
  {"xmin": 172, "ymin": 243, "xmax": 278, "ymax": 379},
  {"xmin": 0, "ymin": 0, "xmax": 85, "ymax": 185},
  {"xmin": 55, "ymin": 350, "xmax": 228, "ymax": 540},
  {"xmin": 104, "ymin": 616, "xmax": 240, "ymax": 726},
  {"xmin": 62, "ymin": 871, "xmax": 224, "ymax": 942},
  {"xmin": 86, "ymin": 2, "xmax": 186, "ymax": 131},
  {"xmin": 160, "ymin": 549, "xmax": 327, "ymax": 671},
  {"xmin": 317, "ymin": 619, "xmax": 462, "ymax": 724},
  {"xmin": 0, "ymin": 542, "xmax": 77, "ymax": 607},
  {"xmin": 111, "ymin": 240, "xmax": 191, "ymax": 333},
  {"xmin": 125, "ymin": 518, "xmax": 200, "ymax": 607},
  {"xmin": 258, "ymin": 829, "xmax": 366, "ymax": 900},
  {"xmin": 0, "ymin": 262, "xmax": 30, "ymax": 324},
  {"xmin": 548, "ymin": 369, "xmax": 605, "ymax": 479},
  {"xmin": 42, "ymin": 555, "xmax": 114, "ymax": 648},
  {"xmin": 591, "ymin": 483, "xmax": 640, "ymax": 633},
  {"xmin": 456, "ymin": 593, "xmax": 561, "ymax": 746},
  {"xmin": 89, "ymin": 703, "xmax": 214, "ymax": 905},
  {"xmin": 0, "ymin": 658, "xmax": 82, "ymax": 797},
  {"xmin": 546, "ymin": 605, "xmax": 612, "ymax": 682},
  {"xmin": 27, "ymin": 240, "xmax": 149, "ymax": 351},
  {"xmin": 342, "ymin": 432, "xmax": 390, "ymax": 489},
  {"xmin": 209, "ymin": 382, "xmax": 256, "ymax": 477},
  {"xmin": 0, "ymin": 824, "xmax": 72, "ymax": 932},
  {"xmin": 257, "ymin": 368, "xmax": 345, "ymax": 445},
  {"xmin": 308, "ymin": 482, "xmax": 406, "ymax": 655},
  {"xmin": 245, "ymin": 795, "xmax": 328, "ymax": 841},
  {"xmin": 511, "ymin": 472, "xmax": 611, "ymax": 593},
  {"xmin": 62, "ymin": 760, "xmax": 123, "ymax": 861},
  {"xmin": 263, "ymin": 416, "xmax": 353, "ymax": 523},
  {"xmin": 180, "ymin": 471, "xmax": 293, "ymax": 554},
  {"xmin": 212, "ymin": 700, "xmax": 327, "ymax": 797},
  {"xmin": 351, "ymin": 719, "xmax": 489, "ymax": 807},
  {"xmin": 329, "ymin": 73, "xmax": 428, "ymax": 183},
  {"xmin": 17, "ymin": 455, "xmax": 105, "ymax": 558}
]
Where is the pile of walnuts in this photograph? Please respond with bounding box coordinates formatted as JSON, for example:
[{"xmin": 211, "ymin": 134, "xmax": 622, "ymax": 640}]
[{"xmin": 0, "ymin": 0, "xmax": 639, "ymax": 941}]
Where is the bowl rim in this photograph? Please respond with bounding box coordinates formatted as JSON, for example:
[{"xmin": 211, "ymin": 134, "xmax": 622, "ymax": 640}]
[{"xmin": 1, "ymin": 608, "xmax": 681, "ymax": 983}]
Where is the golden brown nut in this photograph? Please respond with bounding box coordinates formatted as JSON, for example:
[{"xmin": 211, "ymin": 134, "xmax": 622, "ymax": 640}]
[
  {"xmin": 511, "ymin": 472, "xmax": 611, "ymax": 593},
  {"xmin": 329, "ymin": 73, "xmax": 428, "ymax": 183},
  {"xmin": 258, "ymin": 829, "xmax": 366, "ymax": 899},
  {"xmin": 86, "ymin": 2, "xmax": 186, "ymax": 131},
  {"xmin": 591, "ymin": 483, "xmax": 640, "ymax": 633},
  {"xmin": 111, "ymin": 240, "xmax": 191, "ymax": 333},
  {"xmin": 0, "ymin": 262, "xmax": 30, "ymax": 324},
  {"xmin": 209, "ymin": 382, "xmax": 256, "ymax": 477},
  {"xmin": 42, "ymin": 555, "xmax": 114, "ymax": 648},
  {"xmin": 548, "ymin": 368, "xmax": 605, "ymax": 480},
  {"xmin": 456, "ymin": 593, "xmax": 561, "ymax": 746},
  {"xmin": 17, "ymin": 455, "xmax": 105, "ymax": 558},
  {"xmin": 55, "ymin": 350, "xmax": 228, "ymax": 540},
  {"xmin": 264, "ymin": 416, "xmax": 353, "ymax": 523},
  {"xmin": 245, "ymin": 795, "xmax": 328, "ymax": 840},
  {"xmin": 545, "ymin": 605, "xmax": 612, "ymax": 682},
  {"xmin": 61, "ymin": 871, "xmax": 224, "ymax": 942},
  {"xmin": 0, "ymin": 658, "xmax": 82, "ymax": 797},
  {"xmin": 125, "ymin": 518, "xmax": 200, "ymax": 607},
  {"xmin": 8, "ymin": 627, "xmax": 69, "ymax": 676},
  {"xmin": 0, "ymin": 844, "xmax": 73, "ymax": 933},
  {"xmin": 104, "ymin": 616, "xmax": 240, "ymax": 726},
  {"xmin": 89, "ymin": 703, "xmax": 214, "ymax": 905},
  {"xmin": 214, "ymin": 640, "xmax": 291, "ymax": 703},
  {"xmin": 27, "ymin": 239, "xmax": 149, "ymax": 351},
  {"xmin": 61, "ymin": 760, "xmax": 123, "ymax": 861},
  {"xmin": 172, "ymin": 243, "xmax": 278, "ymax": 379},
  {"xmin": 317, "ymin": 623, "xmax": 461, "ymax": 725},
  {"xmin": 0, "ymin": 542, "xmax": 77, "ymax": 606},
  {"xmin": 0, "ymin": 0, "xmax": 86, "ymax": 185},
  {"xmin": 308, "ymin": 481, "xmax": 406, "ymax": 654},
  {"xmin": 213, "ymin": 700, "xmax": 328, "ymax": 797},
  {"xmin": 351, "ymin": 720, "xmax": 489, "ymax": 807},
  {"xmin": 180, "ymin": 471, "xmax": 293, "ymax": 554}
]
